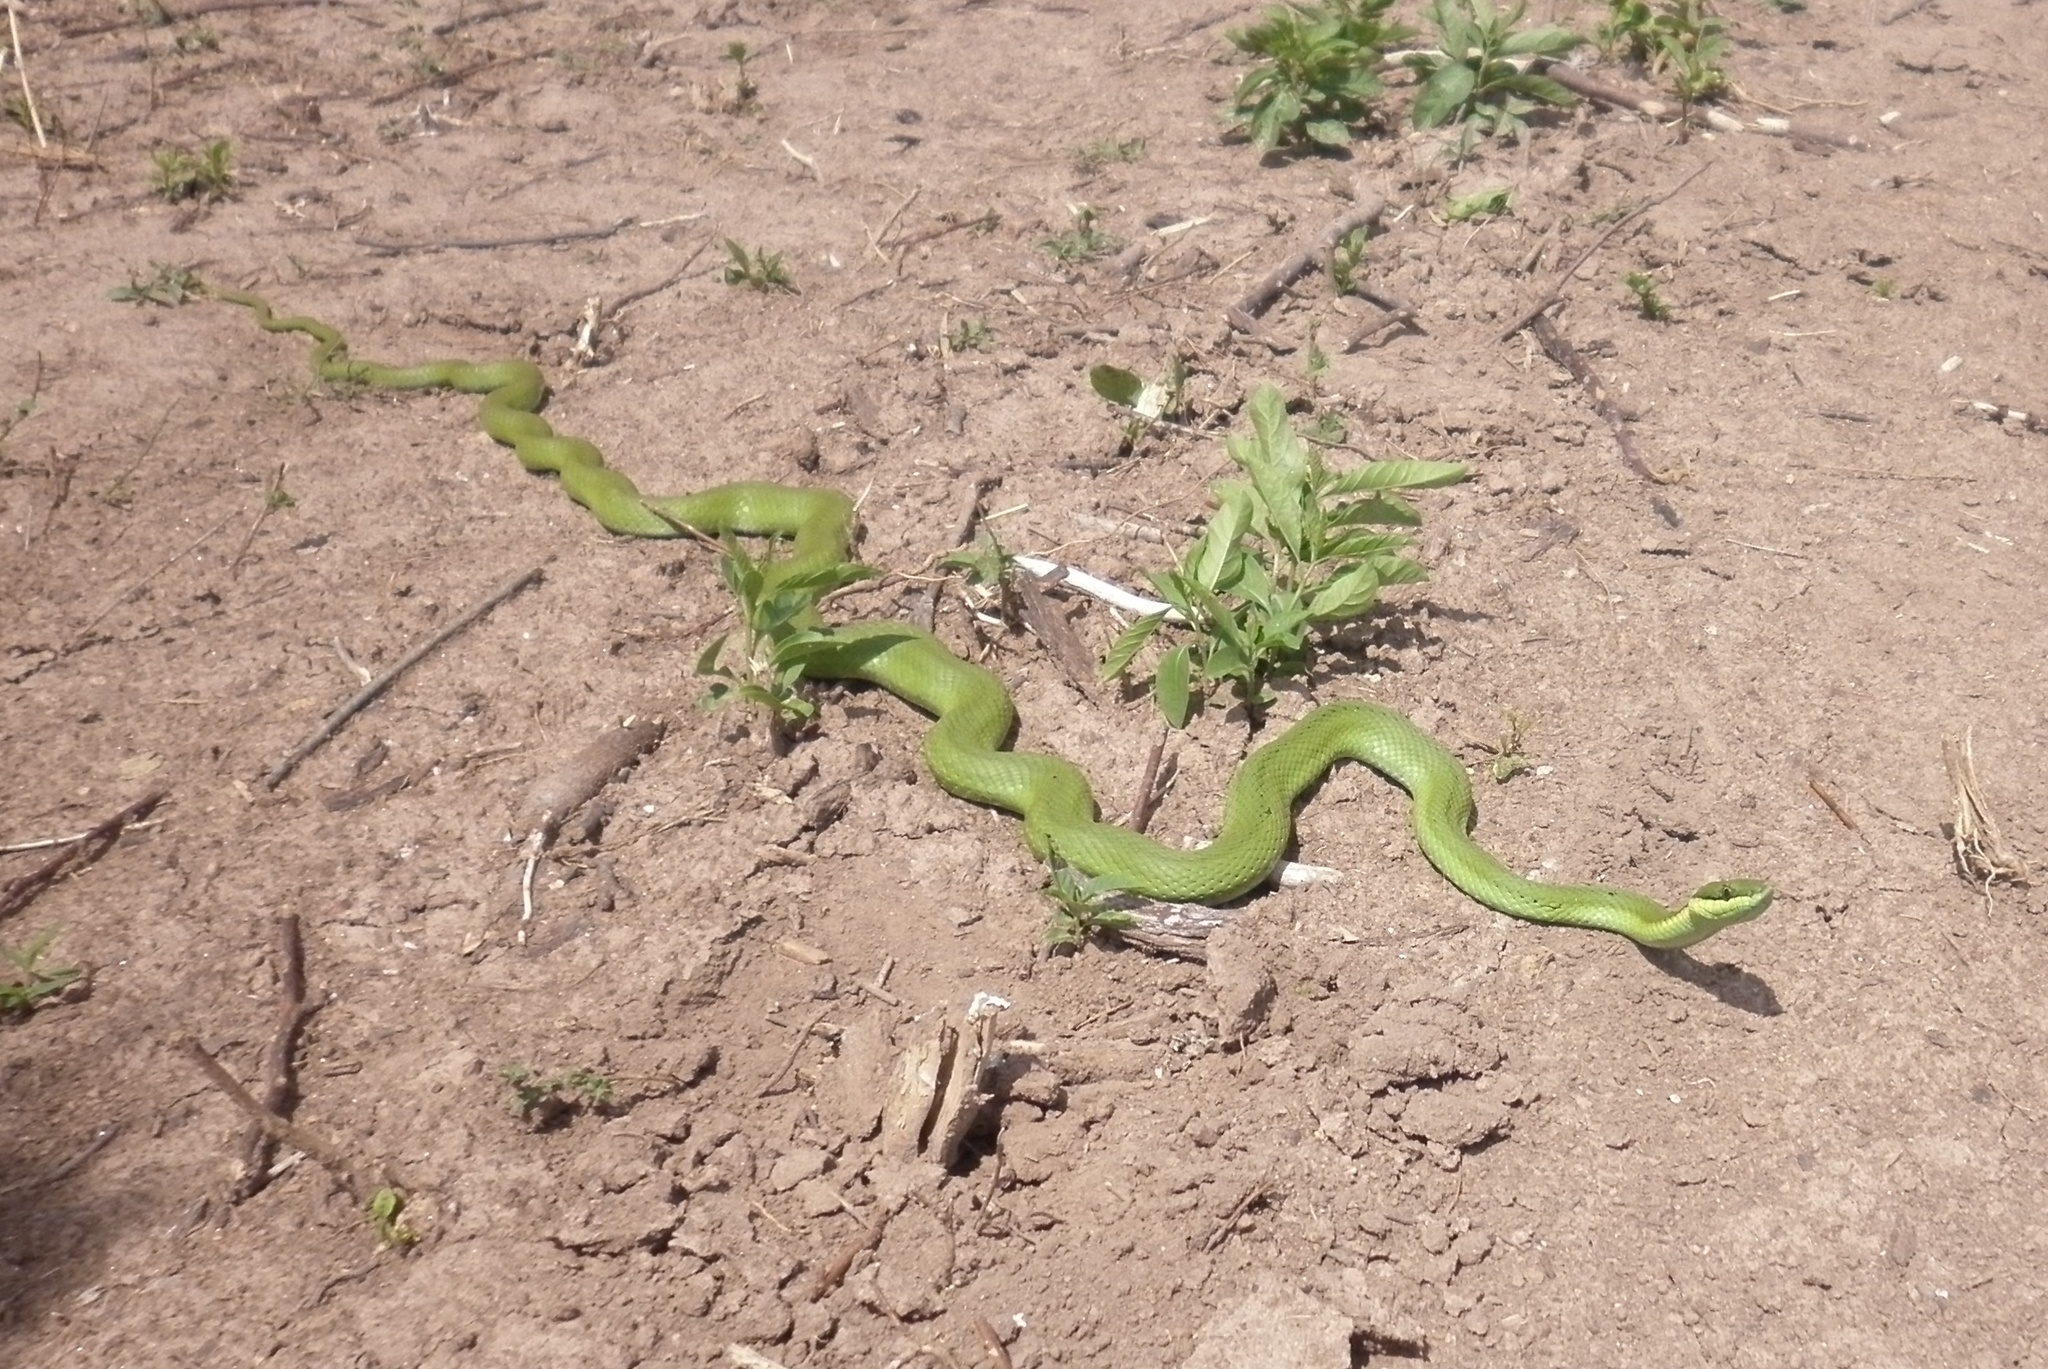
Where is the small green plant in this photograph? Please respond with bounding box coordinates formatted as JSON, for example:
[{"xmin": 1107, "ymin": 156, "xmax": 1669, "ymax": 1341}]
[
  {"xmin": 109, "ymin": 262, "xmax": 203, "ymax": 306},
  {"xmin": 947, "ymin": 317, "xmax": 993, "ymax": 352},
  {"xmin": 395, "ymin": 26, "xmax": 444, "ymax": 79},
  {"xmin": 5, "ymin": 92, "xmax": 61, "ymax": 139},
  {"xmin": 150, "ymin": 138, "xmax": 236, "ymax": 203},
  {"xmin": 1042, "ymin": 864, "xmax": 1141, "ymax": 950},
  {"xmin": 1406, "ymin": 0, "xmax": 1581, "ymax": 163},
  {"xmin": 1624, "ymin": 271, "xmax": 1673, "ymax": 320},
  {"xmin": 1, "ymin": 392, "xmax": 38, "ymax": 453},
  {"xmin": 724, "ymin": 41, "xmax": 759, "ymax": 106},
  {"xmin": 1103, "ymin": 386, "xmax": 1469, "ymax": 726},
  {"xmin": 1039, "ymin": 204, "xmax": 1121, "ymax": 265},
  {"xmin": 173, "ymin": 25, "xmax": 220, "ymax": 53},
  {"xmin": 1075, "ymin": 136, "xmax": 1146, "ymax": 168},
  {"xmin": 720, "ymin": 239, "xmax": 795, "ymax": 292},
  {"xmin": 2, "ymin": 931, "xmax": 83, "ymax": 1014},
  {"xmin": 1089, "ymin": 356, "xmax": 1190, "ymax": 438},
  {"xmin": 1328, "ymin": 226, "xmax": 1371, "ymax": 294},
  {"xmin": 267, "ymin": 483, "xmax": 298, "ymax": 510},
  {"xmin": 1304, "ymin": 323, "xmax": 1332, "ymax": 385},
  {"xmin": 501, "ymin": 1064, "xmax": 617, "ymax": 1125},
  {"xmin": 367, "ymin": 1187, "xmax": 419, "ymax": 1248},
  {"xmin": 1443, "ymin": 185, "xmax": 1513, "ymax": 222},
  {"xmin": 696, "ymin": 541, "xmax": 873, "ymax": 746},
  {"xmin": 1600, "ymin": 0, "xmax": 1730, "ymax": 105},
  {"xmin": 1225, "ymin": 0, "xmax": 1414, "ymax": 152},
  {"xmin": 1869, "ymin": 277, "xmax": 1896, "ymax": 300}
]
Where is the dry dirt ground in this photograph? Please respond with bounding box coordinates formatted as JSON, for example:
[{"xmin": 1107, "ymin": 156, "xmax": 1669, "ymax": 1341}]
[{"xmin": 3, "ymin": 1, "xmax": 2046, "ymax": 1366}]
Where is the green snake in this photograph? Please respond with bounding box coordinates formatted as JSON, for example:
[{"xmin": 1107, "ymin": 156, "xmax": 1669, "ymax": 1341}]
[{"xmin": 214, "ymin": 289, "xmax": 1772, "ymax": 949}]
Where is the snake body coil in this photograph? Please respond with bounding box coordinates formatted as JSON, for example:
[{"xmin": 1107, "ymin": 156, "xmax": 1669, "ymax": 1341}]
[{"xmin": 218, "ymin": 290, "xmax": 1772, "ymax": 949}]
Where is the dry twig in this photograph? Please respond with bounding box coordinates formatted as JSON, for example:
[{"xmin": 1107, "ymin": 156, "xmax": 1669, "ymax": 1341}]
[
  {"xmin": 1126, "ymin": 727, "xmax": 1170, "ymax": 835},
  {"xmin": 921, "ymin": 473, "xmax": 993, "ymax": 631},
  {"xmin": 1526, "ymin": 313, "xmax": 1680, "ymax": 527},
  {"xmin": 262, "ymin": 563, "xmax": 547, "ymax": 789},
  {"xmin": 0, "ymin": 789, "xmax": 168, "ymax": 922},
  {"xmin": 1496, "ymin": 161, "xmax": 1714, "ymax": 343},
  {"xmin": 182, "ymin": 1037, "xmax": 385, "ymax": 1200},
  {"xmin": 0, "ymin": 1123, "xmax": 119, "ymax": 1198},
  {"xmin": 357, "ymin": 216, "xmax": 635, "ymax": 254},
  {"xmin": 1226, "ymin": 198, "xmax": 1388, "ymax": 335},
  {"xmin": 74, "ymin": 508, "xmax": 239, "ymax": 646},
  {"xmin": 234, "ymin": 915, "xmax": 321, "ymax": 1200},
  {"xmin": 806, "ymin": 1195, "xmax": 901, "ymax": 1300}
]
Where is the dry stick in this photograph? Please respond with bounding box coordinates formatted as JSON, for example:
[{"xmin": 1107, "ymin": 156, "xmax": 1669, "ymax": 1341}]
[
  {"xmin": 73, "ymin": 507, "xmax": 240, "ymax": 646},
  {"xmin": 1807, "ymin": 776, "xmax": 1860, "ymax": 834},
  {"xmin": 0, "ymin": 1123, "xmax": 119, "ymax": 1199},
  {"xmin": 63, "ymin": 0, "xmax": 333, "ymax": 39},
  {"xmin": 1226, "ymin": 197, "xmax": 1388, "ymax": 335},
  {"xmin": 1112, "ymin": 901, "xmax": 1235, "ymax": 960},
  {"xmin": 609, "ymin": 237, "xmax": 714, "ymax": 316},
  {"xmin": 1495, "ymin": 160, "xmax": 1714, "ymax": 344},
  {"xmin": 357, "ymin": 215, "xmax": 635, "ymax": 255},
  {"xmin": 233, "ymin": 914, "xmax": 320, "ymax": 1201},
  {"xmin": 867, "ymin": 184, "xmax": 921, "ymax": 263},
  {"xmin": 889, "ymin": 210, "xmax": 999, "ymax": 252},
  {"xmin": 1201, "ymin": 1175, "xmax": 1276, "ymax": 1252},
  {"xmin": 0, "ymin": 789, "xmax": 169, "ymax": 922},
  {"xmin": 430, "ymin": 1, "xmax": 545, "ymax": 36},
  {"xmin": 227, "ymin": 463, "xmax": 288, "ymax": 577},
  {"xmin": 758, "ymin": 1007, "xmax": 833, "ymax": 1098},
  {"xmin": 1126, "ymin": 727, "xmax": 1169, "ymax": 835},
  {"xmin": 6, "ymin": 3, "xmax": 47, "ymax": 147},
  {"xmin": 920, "ymin": 474, "xmax": 992, "ymax": 631},
  {"xmin": 182, "ymin": 1038, "xmax": 384, "ymax": 1201},
  {"xmin": 262, "ymin": 563, "xmax": 547, "ymax": 790},
  {"xmin": 806, "ymin": 1196, "xmax": 900, "ymax": 1301},
  {"xmin": 1538, "ymin": 62, "xmax": 1869, "ymax": 151},
  {"xmin": 367, "ymin": 46, "xmax": 553, "ymax": 107},
  {"xmin": 1527, "ymin": 313, "xmax": 1680, "ymax": 528}
]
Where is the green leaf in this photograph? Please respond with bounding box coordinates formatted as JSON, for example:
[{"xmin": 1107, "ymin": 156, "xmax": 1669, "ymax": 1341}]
[
  {"xmin": 1319, "ymin": 529, "xmax": 1415, "ymax": 558},
  {"xmin": 1371, "ymin": 554, "xmax": 1430, "ymax": 586},
  {"xmin": 1412, "ymin": 61, "xmax": 1477, "ymax": 128},
  {"xmin": 1444, "ymin": 186, "xmax": 1512, "ymax": 222},
  {"xmin": 1502, "ymin": 72, "xmax": 1575, "ymax": 108},
  {"xmin": 1101, "ymin": 613, "xmax": 1165, "ymax": 679},
  {"xmin": 1306, "ymin": 562, "xmax": 1382, "ymax": 622},
  {"xmin": 776, "ymin": 560, "xmax": 874, "ymax": 598},
  {"xmin": 1322, "ymin": 459, "xmax": 1470, "ymax": 495},
  {"xmin": 1502, "ymin": 24, "xmax": 1583, "ymax": 57},
  {"xmin": 693, "ymin": 633, "xmax": 731, "ymax": 676},
  {"xmin": 1089, "ymin": 364, "xmax": 1144, "ymax": 409},
  {"xmin": 1345, "ymin": 492, "xmax": 1421, "ymax": 526},
  {"xmin": 1191, "ymin": 482, "xmax": 1254, "ymax": 590},
  {"xmin": 1184, "ymin": 578, "xmax": 1251, "ymax": 658},
  {"xmin": 1305, "ymin": 118, "xmax": 1353, "ymax": 146},
  {"xmin": 1233, "ymin": 387, "xmax": 1309, "ymax": 562},
  {"xmin": 1155, "ymin": 645, "xmax": 1195, "ymax": 728}
]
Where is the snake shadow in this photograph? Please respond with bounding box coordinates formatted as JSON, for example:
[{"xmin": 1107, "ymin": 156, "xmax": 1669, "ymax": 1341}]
[{"xmin": 1636, "ymin": 947, "xmax": 1782, "ymax": 1016}]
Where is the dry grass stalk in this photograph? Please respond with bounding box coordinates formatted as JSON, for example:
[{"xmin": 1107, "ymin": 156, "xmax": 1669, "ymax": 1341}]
[{"xmin": 1943, "ymin": 728, "xmax": 2028, "ymax": 898}]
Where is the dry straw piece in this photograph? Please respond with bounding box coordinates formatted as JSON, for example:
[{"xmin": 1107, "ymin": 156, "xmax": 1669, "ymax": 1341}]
[{"xmin": 1942, "ymin": 728, "xmax": 2028, "ymax": 898}]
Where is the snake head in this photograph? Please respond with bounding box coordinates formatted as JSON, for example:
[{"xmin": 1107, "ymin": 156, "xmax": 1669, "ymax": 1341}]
[{"xmin": 1671, "ymin": 879, "xmax": 1774, "ymax": 946}]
